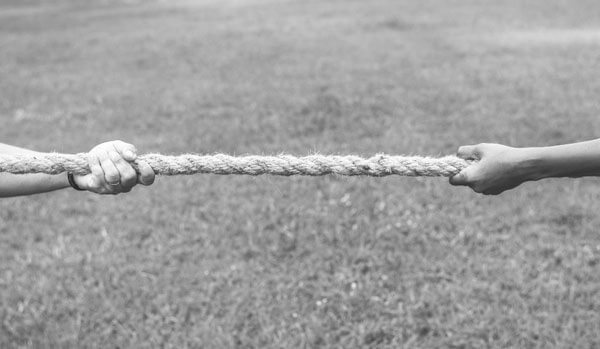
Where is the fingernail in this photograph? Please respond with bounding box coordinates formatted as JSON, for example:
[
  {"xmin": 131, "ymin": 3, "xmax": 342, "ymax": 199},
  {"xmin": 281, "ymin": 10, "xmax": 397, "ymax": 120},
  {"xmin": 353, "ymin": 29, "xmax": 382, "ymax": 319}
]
[{"xmin": 124, "ymin": 150, "xmax": 136, "ymax": 159}]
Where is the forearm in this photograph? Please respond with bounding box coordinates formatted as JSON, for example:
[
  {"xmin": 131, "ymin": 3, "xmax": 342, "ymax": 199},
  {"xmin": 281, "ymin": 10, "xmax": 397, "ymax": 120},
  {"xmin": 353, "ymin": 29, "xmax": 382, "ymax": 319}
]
[
  {"xmin": 0, "ymin": 143, "xmax": 70, "ymax": 197},
  {"xmin": 518, "ymin": 139, "xmax": 600, "ymax": 180},
  {"xmin": 0, "ymin": 173, "xmax": 69, "ymax": 197}
]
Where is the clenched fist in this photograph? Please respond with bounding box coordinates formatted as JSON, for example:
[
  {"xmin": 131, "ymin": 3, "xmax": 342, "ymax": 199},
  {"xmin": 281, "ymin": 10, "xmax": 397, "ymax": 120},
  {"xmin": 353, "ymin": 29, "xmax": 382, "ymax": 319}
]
[
  {"xmin": 449, "ymin": 143, "xmax": 535, "ymax": 195},
  {"xmin": 73, "ymin": 140, "xmax": 155, "ymax": 194}
]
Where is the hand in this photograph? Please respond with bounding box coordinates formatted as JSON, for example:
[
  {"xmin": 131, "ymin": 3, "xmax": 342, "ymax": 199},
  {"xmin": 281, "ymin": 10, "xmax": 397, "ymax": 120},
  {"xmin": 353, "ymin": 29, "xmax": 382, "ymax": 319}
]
[
  {"xmin": 449, "ymin": 143, "xmax": 531, "ymax": 195},
  {"xmin": 73, "ymin": 140, "xmax": 155, "ymax": 194}
]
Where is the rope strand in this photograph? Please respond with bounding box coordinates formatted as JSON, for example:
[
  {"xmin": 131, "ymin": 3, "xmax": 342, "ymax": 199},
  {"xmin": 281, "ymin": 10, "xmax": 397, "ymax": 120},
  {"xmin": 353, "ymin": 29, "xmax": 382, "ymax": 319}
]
[{"xmin": 0, "ymin": 153, "xmax": 469, "ymax": 177}]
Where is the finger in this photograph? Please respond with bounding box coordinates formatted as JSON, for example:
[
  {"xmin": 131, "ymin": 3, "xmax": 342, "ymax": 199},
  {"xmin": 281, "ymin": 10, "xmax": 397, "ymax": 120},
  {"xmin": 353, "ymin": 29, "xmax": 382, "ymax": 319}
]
[
  {"xmin": 112, "ymin": 140, "xmax": 137, "ymax": 161},
  {"xmin": 449, "ymin": 166, "xmax": 478, "ymax": 186},
  {"xmin": 87, "ymin": 153, "xmax": 105, "ymax": 191},
  {"xmin": 101, "ymin": 181, "xmax": 125, "ymax": 195},
  {"xmin": 84, "ymin": 174, "xmax": 98, "ymax": 191},
  {"xmin": 84, "ymin": 175, "xmax": 112, "ymax": 194},
  {"xmin": 456, "ymin": 145, "xmax": 479, "ymax": 160},
  {"xmin": 449, "ymin": 172, "xmax": 468, "ymax": 186},
  {"xmin": 136, "ymin": 161, "xmax": 156, "ymax": 186},
  {"xmin": 99, "ymin": 152, "xmax": 121, "ymax": 185},
  {"xmin": 103, "ymin": 181, "xmax": 128, "ymax": 194},
  {"xmin": 109, "ymin": 150, "xmax": 138, "ymax": 190}
]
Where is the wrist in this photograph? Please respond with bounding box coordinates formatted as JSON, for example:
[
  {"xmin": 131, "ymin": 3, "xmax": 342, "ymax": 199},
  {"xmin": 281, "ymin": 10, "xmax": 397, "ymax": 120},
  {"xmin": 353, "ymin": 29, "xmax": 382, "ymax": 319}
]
[{"xmin": 512, "ymin": 147, "xmax": 550, "ymax": 182}]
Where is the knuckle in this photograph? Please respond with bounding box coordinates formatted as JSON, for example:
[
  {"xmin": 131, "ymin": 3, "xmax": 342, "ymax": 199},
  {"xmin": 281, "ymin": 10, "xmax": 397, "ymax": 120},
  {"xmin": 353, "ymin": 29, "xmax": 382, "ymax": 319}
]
[
  {"xmin": 114, "ymin": 140, "xmax": 130, "ymax": 150},
  {"xmin": 103, "ymin": 165, "xmax": 117, "ymax": 176},
  {"xmin": 109, "ymin": 151, "xmax": 122, "ymax": 161},
  {"xmin": 124, "ymin": 169, "xmax": 137, "ymax": 181},
  {"xmin": 91, "ymin": 164, "xmax": 102, "ymax": 174},
  {"xmin": 95, "ymin": 143, "xmax": 110, "ymax": 151},
  {"xmin": 121, "ymin": 165, "xmax": 137, "ymax": 180},
  {"xmin": 91, "ymin": 174, "xmax": 103, "ymax": 186},
  {"xmin": 100, "ymin": 156, "xmax": 114, "ymax": 166},
  {"xmin": 477, "ymin": 143, "xmax": 494, "ymax": 152},
  {"xmin": 113, "ymin": 158, "xmax": 127, "ymax": 169},
  {"xmin": 92, "ymin": 176, "xmax": 105, "ymax": 188},
  {"xmin": 101, "ymin": 160, "xmax": 117, "ymax": 172}
]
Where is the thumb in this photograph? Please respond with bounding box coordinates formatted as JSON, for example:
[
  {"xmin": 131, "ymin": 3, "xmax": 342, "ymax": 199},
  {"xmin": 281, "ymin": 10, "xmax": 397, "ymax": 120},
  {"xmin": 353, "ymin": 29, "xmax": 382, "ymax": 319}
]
[
  {"xmin": 449, "ymin": 165, "xmax": 477, "ymax": 186},
  {"xmin": 72, "ymin": 174, "xmax": 93, "ymax": 191}
]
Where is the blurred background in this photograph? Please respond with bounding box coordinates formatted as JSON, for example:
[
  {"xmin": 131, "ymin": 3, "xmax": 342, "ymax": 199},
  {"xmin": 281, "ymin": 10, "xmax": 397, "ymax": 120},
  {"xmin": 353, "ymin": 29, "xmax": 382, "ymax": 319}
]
[{"xmin": 1, "ymin": 0, "xmax": 600, "ymax": 347}]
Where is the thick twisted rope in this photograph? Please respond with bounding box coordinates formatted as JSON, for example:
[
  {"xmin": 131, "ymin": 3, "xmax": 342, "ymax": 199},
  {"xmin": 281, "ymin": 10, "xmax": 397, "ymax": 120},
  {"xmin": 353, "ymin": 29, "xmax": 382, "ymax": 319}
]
[{"xmin": 0, "ymin": 153, "xmax": 469, "ymax": 177}]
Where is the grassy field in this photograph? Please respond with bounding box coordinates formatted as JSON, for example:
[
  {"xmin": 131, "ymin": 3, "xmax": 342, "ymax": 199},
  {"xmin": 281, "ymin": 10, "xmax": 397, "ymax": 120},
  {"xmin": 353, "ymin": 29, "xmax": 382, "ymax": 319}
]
[{"xmin": 2, "ymin": 0, "xmax": 600, "ymax": 347}]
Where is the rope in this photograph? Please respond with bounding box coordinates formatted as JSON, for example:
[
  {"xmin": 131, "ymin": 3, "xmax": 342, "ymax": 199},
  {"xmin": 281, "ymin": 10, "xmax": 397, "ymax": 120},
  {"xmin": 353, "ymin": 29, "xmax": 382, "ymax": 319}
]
[{"xmin": 0, "ymin": 153, "xmax": 469, "ymax": 177}]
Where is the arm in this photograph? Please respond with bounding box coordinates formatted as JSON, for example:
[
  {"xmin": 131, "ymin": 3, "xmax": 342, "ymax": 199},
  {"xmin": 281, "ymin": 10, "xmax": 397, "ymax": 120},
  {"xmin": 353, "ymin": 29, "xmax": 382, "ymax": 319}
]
[
  {"xmin": 0, "ymin": 143, "xmax": 70, "ymax": 197},
  {"xmin": 449, "ymin": 139, "xmax": 600, "ymax": 195},
  {"xmin": 0, "ymin": 141, "xmax": 155, "ymax": 198}
]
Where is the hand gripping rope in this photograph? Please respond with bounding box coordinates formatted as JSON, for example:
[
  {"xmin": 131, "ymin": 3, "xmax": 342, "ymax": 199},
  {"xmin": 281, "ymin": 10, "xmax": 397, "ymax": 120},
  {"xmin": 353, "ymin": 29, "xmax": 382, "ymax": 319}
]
[{"xmin": 0, "ymin": 153, "xmax": 469, "ymax": 177}]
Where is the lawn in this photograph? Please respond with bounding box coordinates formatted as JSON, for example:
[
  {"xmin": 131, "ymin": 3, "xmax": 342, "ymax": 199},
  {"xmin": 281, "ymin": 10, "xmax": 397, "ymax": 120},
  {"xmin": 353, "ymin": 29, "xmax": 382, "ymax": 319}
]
[{"xmin": 1, "ymin": 0, "xmax": 600, "ymax": 347}]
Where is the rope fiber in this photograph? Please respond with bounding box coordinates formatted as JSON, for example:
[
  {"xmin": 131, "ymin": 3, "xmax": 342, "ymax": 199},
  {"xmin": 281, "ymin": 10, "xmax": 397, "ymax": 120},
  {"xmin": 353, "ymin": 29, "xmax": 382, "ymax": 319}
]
[{"xmin": 0, "ymin": 153, "xmax": 469, "ymax": 177}]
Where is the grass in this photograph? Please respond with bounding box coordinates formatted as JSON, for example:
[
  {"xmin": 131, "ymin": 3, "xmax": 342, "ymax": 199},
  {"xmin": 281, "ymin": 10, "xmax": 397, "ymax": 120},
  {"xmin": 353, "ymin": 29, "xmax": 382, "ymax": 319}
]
[{"xmin": 2, "ymin": 0, "xmax": 600, "ymax": 347}]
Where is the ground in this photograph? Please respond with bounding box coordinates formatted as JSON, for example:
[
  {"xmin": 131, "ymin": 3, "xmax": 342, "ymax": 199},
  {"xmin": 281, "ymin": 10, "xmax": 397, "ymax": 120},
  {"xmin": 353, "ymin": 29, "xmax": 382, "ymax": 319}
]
[{"xmin": 1, "ymin": 0, "xmax": 600, "ymax": 348}]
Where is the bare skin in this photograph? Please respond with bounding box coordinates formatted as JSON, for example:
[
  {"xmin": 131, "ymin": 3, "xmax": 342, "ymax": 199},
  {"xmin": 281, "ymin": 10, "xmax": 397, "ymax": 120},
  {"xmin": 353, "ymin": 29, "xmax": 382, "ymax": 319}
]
[
  {"xmin": 450, "ymin": 139, "xmax": 600, "ymax": 195},
  {"xmin": 0, "ymin": 140, "xmax": 155, "ymax": 197}
]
